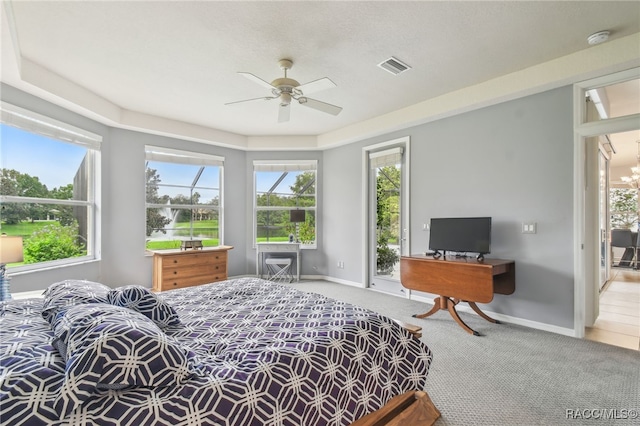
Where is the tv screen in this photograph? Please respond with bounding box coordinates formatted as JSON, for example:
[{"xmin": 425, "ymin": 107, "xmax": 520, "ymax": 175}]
[{"xmin": 428, "ymin": 217, "xmax": 492, "ymax": 255}]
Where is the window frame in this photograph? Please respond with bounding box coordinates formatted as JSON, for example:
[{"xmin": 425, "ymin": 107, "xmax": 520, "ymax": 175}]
[
  {"xmin": 0, "ymin": 102, "xmax": 101, "ymax": 272},
  {"xmin": 144, "ymin": 145, "xmax": 224, "ymax": 250},
  {"xmin": 253, "ymin": 160, "xmax": 318, "ymax": 249}
]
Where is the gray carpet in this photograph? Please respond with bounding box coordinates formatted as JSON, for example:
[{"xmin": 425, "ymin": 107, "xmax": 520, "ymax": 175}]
[{"xmin": 286, "ymin": 280, "xmax": 640, "ymax": 426}]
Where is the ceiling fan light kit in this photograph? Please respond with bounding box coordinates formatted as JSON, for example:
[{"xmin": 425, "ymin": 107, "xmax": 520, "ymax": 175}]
[{"xmin": 226, "ymin": 58, "xmax": 342, "ymax": 122}]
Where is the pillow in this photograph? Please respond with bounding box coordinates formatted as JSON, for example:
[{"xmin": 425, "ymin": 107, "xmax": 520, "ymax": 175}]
[
  {"xmin": 51, "ymin": 303, "xmax": 193, "ymax": 416},
  {"xmin": 41, "ymin": 280, "xmax": 111, "ymax": 326},
  {"xmin": 107, "ymin": 285, "xmax": 180, "ymax": 329}
]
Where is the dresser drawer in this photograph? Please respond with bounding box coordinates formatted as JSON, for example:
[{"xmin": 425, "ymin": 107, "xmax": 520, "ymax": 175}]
[
  {"xmin": 161, "ymin": 251, "xmax": 226, "ymax": 268},
  {"xmin": 160, "ymin": 272, "xmax": 227, "ymax": 291}
]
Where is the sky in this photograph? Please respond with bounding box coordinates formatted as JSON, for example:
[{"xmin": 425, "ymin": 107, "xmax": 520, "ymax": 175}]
[
  {"xmin": 1, "ymin": 123, "xmax": 302, "ymax": 198},
  {"xmin": 1, "ymin": 124, "xmax": 86, "ymax": 190}
]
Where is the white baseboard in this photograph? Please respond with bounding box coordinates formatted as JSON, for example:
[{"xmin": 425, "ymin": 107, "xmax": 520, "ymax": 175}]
[{"xmin": 409, "ymin": 292, "xmax": 575, "ymax": 337}]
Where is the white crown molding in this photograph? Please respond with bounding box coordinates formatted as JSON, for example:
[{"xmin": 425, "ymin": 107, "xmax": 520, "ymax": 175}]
[{"xmin": 2, "ymin": 0, "xmax": 638, "ymax": 152}]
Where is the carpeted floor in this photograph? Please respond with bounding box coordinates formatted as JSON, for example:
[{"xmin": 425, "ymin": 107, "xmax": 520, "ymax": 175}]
[{"xmin": 287, "ymin": 280, "xmax": 640, "ymax": 426}]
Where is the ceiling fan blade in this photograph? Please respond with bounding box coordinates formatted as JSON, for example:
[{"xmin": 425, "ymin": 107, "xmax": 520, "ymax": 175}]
[
  {"xmin": 278, "ymin": 103, "xmax": 291, "ymax": 123},
  {"xmin": 295, "ymin": 77, "xmax": 336, "ymax": 95},
  {"xmin": 225, "ymin": 96, "xmax": 276, "ymax": 106},
  {"xmin": 238, "ymin": 72, "xmax": 275, "ymax": 90},
  {"xmin": 298, "ymin": 97, "xmax": 342, "ymax": 116}
]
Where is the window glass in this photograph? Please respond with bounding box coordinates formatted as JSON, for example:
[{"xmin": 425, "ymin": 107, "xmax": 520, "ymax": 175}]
[
  {"xmin": 145, "ymin": 148, "xmax": 223, "ymax": 250},
  {"xmin": 254, "ymin": 162, "xmax": 317, "ymax": 247},
  {"xmin": 586, "ymin": 78, "xmax": 640, "ymax": 122},
  {"xmin": 0, "ymin": 105, "xmax": 100, "ymax": 270}
]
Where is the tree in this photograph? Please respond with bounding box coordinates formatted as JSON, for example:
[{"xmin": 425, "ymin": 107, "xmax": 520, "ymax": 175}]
[
  {"xmin": 289, "ymin": 172, "xmax": 316, "ymax": 243},
  {"xmin": 610, "ymin": 188, "xmax": 638, "ymax": 229},
  {"xmin": 146, "ymin": 167, "xmax": 171, "ymax": 236},
  {"xmin": 0, "ymin": 169, "xmax": 49, "ymax": 224},
  {"xmin": 375, "ymin": 166, "xmax": 400, "ymax": 273},
  {"xmin": 290, "ymin": 172, "xmax": 316, "ymax": 208},
  {"xmin": 171, "ymin": 193, "xmax": 201, "ymax": 222},
  {"xmin": 50, "ymin": 184, "xmax": 75, "ymax": 226}
]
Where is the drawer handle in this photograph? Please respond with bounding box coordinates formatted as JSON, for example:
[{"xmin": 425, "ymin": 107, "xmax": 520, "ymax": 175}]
[
  {"xmin": 173, "ymin": 260, "xmax": 178, "ymax": 264},
  {"xmin": 215, "ymin": 266, "xmax": 219, "ymax": 270},
  {"xmin": 173, "ymin": 271, "xmax": 177, "ymax": 275},
  {"xmin": 172, "ymin": 283, "xmax": 177, "ymax": 286}
]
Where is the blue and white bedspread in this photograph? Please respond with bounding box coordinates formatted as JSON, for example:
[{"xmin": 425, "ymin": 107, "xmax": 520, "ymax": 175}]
[{"xmin": 1, "ymin": 277, "xmax": 432, "ymax": 425}]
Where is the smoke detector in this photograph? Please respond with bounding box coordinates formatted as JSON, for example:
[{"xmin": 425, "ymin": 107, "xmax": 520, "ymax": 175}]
[{"xmin": 587, "ymin": 31, "xmax": 610, "ymax": 45}]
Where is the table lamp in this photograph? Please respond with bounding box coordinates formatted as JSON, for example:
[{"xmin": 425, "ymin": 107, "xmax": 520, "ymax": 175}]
[
  {"xmin": 289, "ymin": 210, "xmax": 306, "ymax": 243},
  {"xmin": 0, "ymin": 235, "xmax": 24, "ymax": 301}
]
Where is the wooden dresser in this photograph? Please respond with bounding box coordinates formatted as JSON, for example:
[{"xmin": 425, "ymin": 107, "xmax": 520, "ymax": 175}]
[{"xmin": 151, "ymin": 246, "xmax": 233, "ymax": 292}]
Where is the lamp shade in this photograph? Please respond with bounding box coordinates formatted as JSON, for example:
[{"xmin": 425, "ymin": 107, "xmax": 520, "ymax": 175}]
[
  {"xmin": 289, "ymin": 210, "xmax": 306, "ymax": 223},
  {"xmin": 0, "ymin": 236, "xmax": 24, "ymax": 264}
]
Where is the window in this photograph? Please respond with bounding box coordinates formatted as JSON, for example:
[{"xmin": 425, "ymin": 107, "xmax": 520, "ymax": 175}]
[
  {"xmin": 254, "ymin": 160, "xmax": 317, "ymax": 248},
  {"xmin": 145, "ymin": 146, "xmax": 223, "ymax": 250},
  {"xmin": 0, "ymin": 102, "xmax": 101, "ymax": 270}
]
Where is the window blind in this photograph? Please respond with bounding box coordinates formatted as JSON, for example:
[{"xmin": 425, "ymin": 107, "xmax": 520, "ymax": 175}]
[
  {"xmin": 253, "ymin": 160, "xmax": 317, "ymax": 172},
  {"xmin": 145, "ymin": 146, "xmax": 224, "ymax": 166},
  {"xmin": 1, "ymin": 102, "xmax": 102, "ymax": 149},
  {"xmin": 369, "ymin": 147, "xmax": 403, "ymax": 168}
]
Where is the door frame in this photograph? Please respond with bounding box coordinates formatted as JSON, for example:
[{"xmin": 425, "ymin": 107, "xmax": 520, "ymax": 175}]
[
  {"xmin": 573, "ymin": 67, "xmax": 640, "ymax": 337},
  {"xmin": 362, "ymin": 136, "xmax": 411, "ymax": 289}
]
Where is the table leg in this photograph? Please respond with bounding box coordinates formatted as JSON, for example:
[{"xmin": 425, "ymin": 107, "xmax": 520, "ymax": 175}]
[
  {"xmin": 467, "ymin": 301, "xmax": 501, "ymax": 324},
  {"xmin": 446, "ymin": 300, "xmax": 479, "ymax": 336},
  {"xmin": 413, "ymin": 296, "xmax": 480, "ymax": 336},
  {"xmin": 412, "ymin": 297, "xmax": 442, "ymax": 319}
]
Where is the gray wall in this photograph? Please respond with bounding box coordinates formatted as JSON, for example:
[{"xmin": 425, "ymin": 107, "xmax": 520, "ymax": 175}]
[
  {"xmin": 3, "ymin": 83, "xmax": 576, "ymax": 329},
  {"xmin": 323, "ymin": 86, "xmax": 575, "ymax": 328}
]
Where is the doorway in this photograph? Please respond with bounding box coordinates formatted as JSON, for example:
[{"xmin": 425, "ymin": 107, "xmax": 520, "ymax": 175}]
[
  {"xmin": 364, "ymin": 137, "xmax": 410, "ymax": 295},
  {"xmin": 576, "ymin": 68, "xmax": 640, "ymax": 350}
]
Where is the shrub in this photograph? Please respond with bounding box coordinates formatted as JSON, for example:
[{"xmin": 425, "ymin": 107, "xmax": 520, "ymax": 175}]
[{"xmin": 23, "ymin": 221, "xmax": 85, "ymax": 263}]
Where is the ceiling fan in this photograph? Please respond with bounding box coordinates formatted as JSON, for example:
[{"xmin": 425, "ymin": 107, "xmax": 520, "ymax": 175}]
[{"xmin": 225, "ymin": 59, "xmax": 342, "ymax": 123}]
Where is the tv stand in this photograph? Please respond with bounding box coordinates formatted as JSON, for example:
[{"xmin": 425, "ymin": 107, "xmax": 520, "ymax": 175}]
[{"xmin": 400, "ymin": 255, "xmax": 515, "ymax": 335}]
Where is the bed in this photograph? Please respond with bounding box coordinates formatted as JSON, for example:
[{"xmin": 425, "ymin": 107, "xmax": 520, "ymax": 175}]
[{"xmin": 0, "ymin": 277, "xmax": 433, "ymax": 425}]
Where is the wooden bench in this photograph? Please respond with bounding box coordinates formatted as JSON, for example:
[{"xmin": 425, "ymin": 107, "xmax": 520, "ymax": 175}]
[{"xmin": 350, "ymin": 390, "xmax": 441, "ymax": 426}]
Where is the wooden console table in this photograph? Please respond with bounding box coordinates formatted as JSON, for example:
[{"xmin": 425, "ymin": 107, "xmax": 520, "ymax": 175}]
[{"xmin": 400, "ymin": 255, "xmax": 515, "ymax": 335}]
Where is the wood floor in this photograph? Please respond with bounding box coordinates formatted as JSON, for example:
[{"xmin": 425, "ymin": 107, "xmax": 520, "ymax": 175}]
[{"xmin": 585, "ymin": 268, "xmax": 640, "ymax": 351}]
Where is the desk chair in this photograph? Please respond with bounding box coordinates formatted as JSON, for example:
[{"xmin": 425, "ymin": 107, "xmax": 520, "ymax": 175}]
[
  {"xmin": 265, "ymin": 257, "xmax": 293, "ymax": 283},
  {"xmin": 611, "ymin": 229, "xmax": 636, "ymax": 268}
]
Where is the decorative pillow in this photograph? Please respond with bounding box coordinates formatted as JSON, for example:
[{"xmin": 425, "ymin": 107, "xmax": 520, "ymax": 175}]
[
  {"xmin": 107, "ymin": 285, "xmax": 180, "ymax": 329},
  {"xmin": 41, "ymin": 280, "xmax": 111, "ymax": 326},
  {"xmin": 51, "ymin": 303, "xmax": 193, "ymax": 417}
]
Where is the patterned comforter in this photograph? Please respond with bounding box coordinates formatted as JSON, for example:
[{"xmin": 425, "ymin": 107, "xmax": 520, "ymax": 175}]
[{"xmin": 0, "ymin": 277, "xmax": 432, "ymax": 425}]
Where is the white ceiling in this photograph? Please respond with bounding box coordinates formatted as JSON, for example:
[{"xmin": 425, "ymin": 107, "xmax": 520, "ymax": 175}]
[{"xmin": 1, "ymin": 1, "xmax": 639, "ymax": 145}]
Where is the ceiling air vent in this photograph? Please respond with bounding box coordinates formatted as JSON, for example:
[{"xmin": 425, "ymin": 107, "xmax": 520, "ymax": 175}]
[{"xmin": 377, "ymin": 57, "xmax": 411, "ymax": 75}]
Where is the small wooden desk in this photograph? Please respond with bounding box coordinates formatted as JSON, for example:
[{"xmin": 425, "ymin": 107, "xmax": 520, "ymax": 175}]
[
  {"xmin": 256, "ymin": 242, "xmax": 300, "ymax": 282},
  {"xmin": 400, "ymin": 255, "xmax": 515, "ymax": 335}
]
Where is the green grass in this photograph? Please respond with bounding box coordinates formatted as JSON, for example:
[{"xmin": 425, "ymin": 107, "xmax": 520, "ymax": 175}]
[{"xmin": 0, "ymin": 221, "xmax": 53, "ymax": 238}]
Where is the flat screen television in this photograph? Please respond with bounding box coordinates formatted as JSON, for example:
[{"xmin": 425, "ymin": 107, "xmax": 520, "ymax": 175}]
[{"xmin": 428, "ymin": 217, "xmax": 491, "ymax": 258}]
